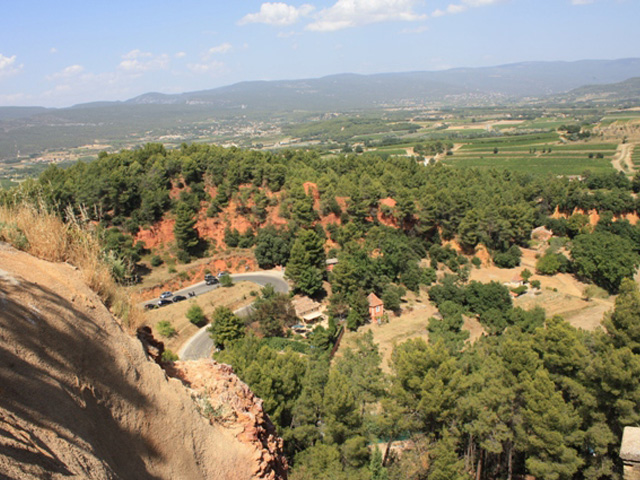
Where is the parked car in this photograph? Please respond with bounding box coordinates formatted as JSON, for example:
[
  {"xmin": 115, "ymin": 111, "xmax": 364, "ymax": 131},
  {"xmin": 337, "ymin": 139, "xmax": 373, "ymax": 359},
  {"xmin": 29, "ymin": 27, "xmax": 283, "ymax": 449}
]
[
  {"xmin": 172, "ymin": 295, "xmax": 187, "ymax": 303},
  {"xmin": 144, "ymin": 303, "xmax": 158, "ymax": 310},
  {"xmin": 157, "ymin": 298, "xmax": 173, "ymax": 307},
  {"xmin": 205, "ymin": 273, "xmax": 219, "ymax": 285},
  {"xmin": 217, "ymin": 271, "xmax": 230, "ymax": 278},
  {"xmin": 160, "ymin": 291, "xmax": 173, "ymax": 299}
]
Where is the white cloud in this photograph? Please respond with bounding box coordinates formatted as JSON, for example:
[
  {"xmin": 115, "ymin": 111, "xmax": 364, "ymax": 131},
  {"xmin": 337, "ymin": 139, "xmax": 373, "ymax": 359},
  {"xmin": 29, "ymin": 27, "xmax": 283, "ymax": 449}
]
[
  {"xmin": 50, "ymin": 47, "xmax": 58, "ymax": 54},
  {"xmin": 239, "ymin": 2, "xmax": 315, "ymax": 26},
  {"xmin": 118, "ymin": 50, "xmax": 170, "ymax": 73},
  {"xmin": 175, "ymin": 51, "xmax": 187, "ymax": 58},
  {"xmin": 207, "ymin": 42, "xmax": 233, "ymax": 55},
  {"xmin": 463, "ymin": 0, "xmax": 504, "ymax": 6},
  {"xmin": 0, "ymin": 54, "xmax": 23, "ymax": 78},
  {"xmin": 187, "ymin": 60, "xmax": 225, "ymax": 74},
  {"xmin": 46, "ymin": 64, "xmax": 84, "ymax": 80},
  {"xmin": 187, "ymin": 42, "xmax": 233, "ymax": 75},
  {"xmin": 306, "ymin": 0, "xmax": 426, "ymax": 32},
  {"xmin": 571, "ymin": 0, "xmax": 594, "ymax": 4},
  {"xmin": 432, "ymin": 0, "xmax": 506, "ymax": 17}
]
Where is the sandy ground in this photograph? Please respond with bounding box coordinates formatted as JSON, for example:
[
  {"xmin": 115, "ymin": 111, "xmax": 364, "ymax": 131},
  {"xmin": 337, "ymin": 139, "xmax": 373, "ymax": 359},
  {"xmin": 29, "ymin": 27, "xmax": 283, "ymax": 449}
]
[
  {"xmin": 338, "ymin": 295, "xmax": 436, "ymax": 372},
  {"xmin": 469, "ymin": 248, "xmax": 614, "ymax": 331},
  {"xmin": 144, "ymin": 281, "xmax": 259, "ymax": 353}
]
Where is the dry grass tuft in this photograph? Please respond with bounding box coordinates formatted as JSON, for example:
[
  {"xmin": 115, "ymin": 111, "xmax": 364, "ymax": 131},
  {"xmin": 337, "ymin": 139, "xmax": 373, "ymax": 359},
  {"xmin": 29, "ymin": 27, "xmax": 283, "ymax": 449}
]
[{"xmin": 0, "ymin": 203, "xmax": 144, "ymax": 331}]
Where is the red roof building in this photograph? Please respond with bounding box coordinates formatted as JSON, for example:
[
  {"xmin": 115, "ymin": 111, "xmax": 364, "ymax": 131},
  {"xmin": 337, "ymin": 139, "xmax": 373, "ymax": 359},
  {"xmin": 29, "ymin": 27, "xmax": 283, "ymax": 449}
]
[{"xmin": 368, "ymin": 293, "xmax": 384, "ymax": 323}]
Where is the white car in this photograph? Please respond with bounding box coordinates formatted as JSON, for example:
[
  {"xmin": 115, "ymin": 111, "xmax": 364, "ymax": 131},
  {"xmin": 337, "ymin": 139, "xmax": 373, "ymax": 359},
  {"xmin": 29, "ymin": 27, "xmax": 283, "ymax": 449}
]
[{"xmin": 160, "ymin": 291, "xmax": 173, "ymax": 299}]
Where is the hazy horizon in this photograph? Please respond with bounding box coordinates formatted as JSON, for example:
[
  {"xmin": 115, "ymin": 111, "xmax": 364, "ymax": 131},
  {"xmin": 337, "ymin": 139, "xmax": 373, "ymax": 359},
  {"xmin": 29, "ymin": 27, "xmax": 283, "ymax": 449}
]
[{"xmin": 1, "ymin": 0, "xmax": 639, "ymax": 108}]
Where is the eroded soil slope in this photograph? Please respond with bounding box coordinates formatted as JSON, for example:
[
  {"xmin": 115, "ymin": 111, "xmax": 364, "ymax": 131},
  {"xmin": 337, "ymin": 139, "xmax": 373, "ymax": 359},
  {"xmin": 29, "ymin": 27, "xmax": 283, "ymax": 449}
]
[{"xmin": 0, "ymin": 242, "xmax": 285, "ymax": 480}]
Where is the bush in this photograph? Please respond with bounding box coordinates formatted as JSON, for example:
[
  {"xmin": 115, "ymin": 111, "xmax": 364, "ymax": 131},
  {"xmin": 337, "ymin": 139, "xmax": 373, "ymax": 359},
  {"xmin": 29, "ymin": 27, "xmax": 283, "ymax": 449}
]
[
  {"xmin": 156, "ymin": 320, "xmax": 176, "ymax": 338},
  {"xmin": 176, "ymin": 249, "xmax": 191, "ymax": 264},
  {"xmin": 262, "ymin": 337, "xmax": 310, "ymax": 354},
  {"xmin": 162, "ymin": 349, "xmax": 179, "ymax": 362},
  {"xmin": 493, "ymin": 245, "xmax": 522, "ymax": 268},
  {"xmin": 510, "ymin": 285, "xmax": 527, "ymax": 296},
  {"xmin": 150, "ymin": 255, "xmax": 163, "ymax": 267},
  {"xmin": 186, "ymin": 303, "xmax": 206, "ymax": 326},
  {"xmin": 220, "ymin": 274, "xmax": 233, "ymax": 288},
  {"xmin": 536, "ymin": 252, "xmax": 570, "ymax": 275}
]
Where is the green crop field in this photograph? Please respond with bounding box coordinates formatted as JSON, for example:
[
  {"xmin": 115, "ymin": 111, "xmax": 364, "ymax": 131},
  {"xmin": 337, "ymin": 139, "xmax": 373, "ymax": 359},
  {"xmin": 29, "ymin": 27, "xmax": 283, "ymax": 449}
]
[
  {"xmin": 632, "ymin": 145, "xmax": 640, "ymax": 167},
  {"xmin": 460, "ymin": 132, "xmax": 560, "ymax": 150},
  {"xmin": 374, "ymin": 148, "xmax": 409, "ymax": 155},
  {"xmin": 442, "ymin": 153, "xmax": 613, "ymax": 175},
  {"xmin": 514, "ymin": 119, "xmax": 569, "ymax": 130}
]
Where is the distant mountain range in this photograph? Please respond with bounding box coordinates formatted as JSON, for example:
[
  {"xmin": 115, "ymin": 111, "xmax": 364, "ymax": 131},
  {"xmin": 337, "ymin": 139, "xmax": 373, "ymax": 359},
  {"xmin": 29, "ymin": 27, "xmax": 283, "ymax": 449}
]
[
  {"xmin": 122, "ymin": 58, "xmax": 640, "ymax": 110},
  {"xmin": 1, "ymin": 58, "xmax": 640, "ymax": 160},
  {"xmin": 551, "ymin": 76, "xmax": 640, "ymax": 104}
]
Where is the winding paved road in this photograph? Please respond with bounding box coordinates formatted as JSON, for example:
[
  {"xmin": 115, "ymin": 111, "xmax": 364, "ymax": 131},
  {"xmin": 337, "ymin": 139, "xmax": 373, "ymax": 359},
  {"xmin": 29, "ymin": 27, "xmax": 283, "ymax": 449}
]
[{"xmin": 175, "ymin": 271, "xmax": 289, "ymax": 360}]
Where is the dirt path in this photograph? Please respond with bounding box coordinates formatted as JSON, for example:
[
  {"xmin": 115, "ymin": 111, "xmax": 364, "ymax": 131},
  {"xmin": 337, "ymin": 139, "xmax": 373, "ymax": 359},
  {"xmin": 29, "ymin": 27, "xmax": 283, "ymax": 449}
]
[
  {"xmin": 432, "ymin": 143, "xmax": 463, "ymax": 164},
  {"xmin": 611, "ymin": 142, "xmax": 634, "ymax": 173}
]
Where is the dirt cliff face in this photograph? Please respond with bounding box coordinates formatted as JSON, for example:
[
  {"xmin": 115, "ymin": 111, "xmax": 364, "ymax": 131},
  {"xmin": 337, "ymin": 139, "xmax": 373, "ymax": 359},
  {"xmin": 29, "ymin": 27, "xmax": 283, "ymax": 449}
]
[
  {"xmin": 0, "ymin": 242, "xmax": 287, "ymax": 480},
  {"xmin": 167, "ymin": 360, "xmax": 288, "ymax": 479}
]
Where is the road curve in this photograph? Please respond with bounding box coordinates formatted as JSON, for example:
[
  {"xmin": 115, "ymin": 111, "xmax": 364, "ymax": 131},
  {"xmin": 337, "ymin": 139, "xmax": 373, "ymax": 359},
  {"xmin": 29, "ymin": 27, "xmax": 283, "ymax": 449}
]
[{"xmin": 178, "ymin": 271, "xmax": 289, "ymax": 360}]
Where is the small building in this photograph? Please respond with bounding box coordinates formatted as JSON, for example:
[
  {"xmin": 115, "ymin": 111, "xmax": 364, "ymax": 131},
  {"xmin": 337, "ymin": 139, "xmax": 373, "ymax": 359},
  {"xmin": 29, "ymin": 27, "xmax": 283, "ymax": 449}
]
[
  {"xmin": 292, "ymin": 296, "xmax": 325, "ymax": 325},
  {"xmin": 368, "ymin": 293, "xmax": 384, "ymax": 324},
  {"xmin": 326, "ymin": 258, "xmax": 339, "ymax": 272},
  {"xmin": 621, "ymin": 427, "xmax": 640, "ymax": 480}
]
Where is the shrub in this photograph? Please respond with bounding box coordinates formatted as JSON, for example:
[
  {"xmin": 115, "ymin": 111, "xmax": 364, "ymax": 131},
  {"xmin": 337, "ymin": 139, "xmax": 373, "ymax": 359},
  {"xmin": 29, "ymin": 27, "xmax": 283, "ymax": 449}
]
[
  {"xmin": 536, "ymin": 252, "xmax": 570, "ymax": 275},
  {"xmin": 176, "ymin": 249, "xmax": 191, "ymax": 264},
  {"xmin": 150, "ymin": 255, "xmax": 163, "ymax": 267},
  {"xmin": 156, "ymin": 320, "xmax": 176, "ymax": 338},
  {"xmin": 186, "ymin": 303, "xmax": 206, "ymax": 326},
  {"xmin": 510, "ymin": 285, "xmax": 528, "ymax": 296},
  {"xmin": 493, "ymin": 245, "xmax": 522, "ymax": 268},
  {"xmin": 220, "ymin": 274, "xmax": 233, "ymax": 288},
  {"xmin": 162, "ymin": 349, "xmax": 179, "ymax": 362}
]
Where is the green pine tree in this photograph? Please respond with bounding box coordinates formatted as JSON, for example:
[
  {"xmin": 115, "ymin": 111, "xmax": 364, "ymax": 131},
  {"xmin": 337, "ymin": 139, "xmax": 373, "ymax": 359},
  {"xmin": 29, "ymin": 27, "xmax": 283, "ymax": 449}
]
[
  {"xmin": 173, "ymin": 201, "xmax": 200, "ymax": 257},
  {"xmin": 208, "ymin": 306, "xmax": 245, "ymax": 348}
]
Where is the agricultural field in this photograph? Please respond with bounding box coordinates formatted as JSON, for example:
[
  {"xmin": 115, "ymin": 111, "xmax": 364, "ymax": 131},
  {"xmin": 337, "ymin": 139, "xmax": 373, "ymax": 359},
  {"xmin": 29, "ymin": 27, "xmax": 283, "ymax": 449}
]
[
  {"xmin": 443, "ymin": 134, "xmax": 617, "ymax": 175},
  {"xmin": 599, "ymin": 111, "xmax": 640, "ymax": 127},
  {"xmin": 632, "ymin": 144, "xmax": 640, "ymax": 168}
]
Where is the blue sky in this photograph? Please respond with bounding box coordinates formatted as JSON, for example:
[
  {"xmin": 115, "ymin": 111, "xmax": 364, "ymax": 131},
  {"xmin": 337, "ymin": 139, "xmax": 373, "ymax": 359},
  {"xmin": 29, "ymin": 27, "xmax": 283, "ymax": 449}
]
[{"xmin": 0, "ymin": 0, "xmax": 638, "ymax": 107}]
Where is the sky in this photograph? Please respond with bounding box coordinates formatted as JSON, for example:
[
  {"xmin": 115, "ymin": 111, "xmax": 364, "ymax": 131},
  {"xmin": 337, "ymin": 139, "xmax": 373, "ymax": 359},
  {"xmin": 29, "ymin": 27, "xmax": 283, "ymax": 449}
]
[{"xmin": 0, "ymin": 0, "xmax": 638, "ymax": 108}]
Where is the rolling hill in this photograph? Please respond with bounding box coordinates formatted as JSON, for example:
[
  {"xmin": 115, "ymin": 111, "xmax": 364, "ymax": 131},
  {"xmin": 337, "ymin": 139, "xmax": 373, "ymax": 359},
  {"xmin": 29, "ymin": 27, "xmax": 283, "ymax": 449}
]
[{"xmin": 1, "ymin": 58, "xmax": 640, "ymax": 160}]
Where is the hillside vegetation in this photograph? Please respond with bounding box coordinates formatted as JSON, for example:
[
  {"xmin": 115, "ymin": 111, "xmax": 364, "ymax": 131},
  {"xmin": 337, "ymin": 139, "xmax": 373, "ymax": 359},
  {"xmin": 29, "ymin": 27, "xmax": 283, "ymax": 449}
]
[{"xmin": 4, "ymin": 142, "xmax": 640, "ymax": 479}]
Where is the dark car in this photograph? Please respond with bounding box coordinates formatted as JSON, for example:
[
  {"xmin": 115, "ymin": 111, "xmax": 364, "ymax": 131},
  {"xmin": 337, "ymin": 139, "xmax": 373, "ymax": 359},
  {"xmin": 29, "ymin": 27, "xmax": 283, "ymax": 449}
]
[
  {"xmin": 144, "ymin": 303, "xmax": 158, "ymax": 310},
  {"xmin": 172, "ymin": 295, "xmax": 187, "ymax": 303},
  {"xmin": 205, "ymin": 273, "xmax": 219, "ymax": 285},
  {"xmin": 157, "ymin": 298, "xmax": 173, "ymax": 307}
]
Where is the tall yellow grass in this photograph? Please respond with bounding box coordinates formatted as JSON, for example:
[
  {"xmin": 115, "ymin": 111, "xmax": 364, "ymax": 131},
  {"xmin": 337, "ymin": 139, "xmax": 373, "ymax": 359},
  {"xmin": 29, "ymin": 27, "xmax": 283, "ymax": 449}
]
[{"xmin": 0, "ymin": 203, "xmax": 144, "ymax": 331}]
